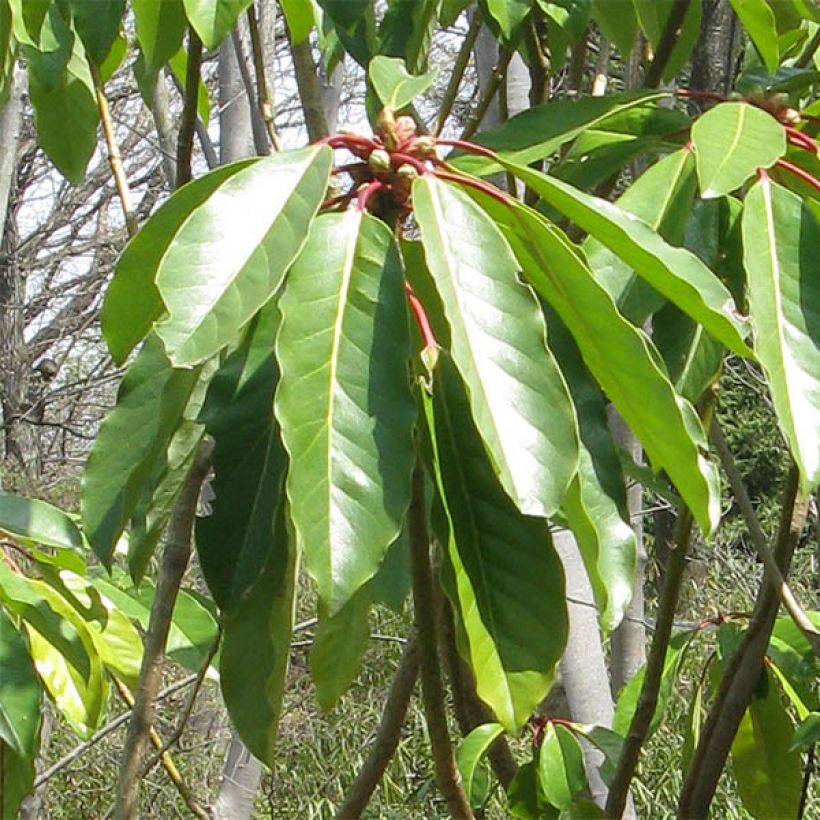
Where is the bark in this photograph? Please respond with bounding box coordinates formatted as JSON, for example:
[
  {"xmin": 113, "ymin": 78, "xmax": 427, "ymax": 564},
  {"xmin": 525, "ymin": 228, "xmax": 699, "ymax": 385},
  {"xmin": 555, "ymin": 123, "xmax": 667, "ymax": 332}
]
[
  {"xmin": 212, "ymin": 731, "xmax": 263, "ymax": 820},
  {"xmin": 219, "ymin": 20, "xmax": 257, "ymax": 164},
  {"xmin": 291, "ymin": 40, "xmax": 330, "ymax": 141},
  {"xmin": 321, "ymin": 62, "xmax": 345, "ymax": 135},
  {"xmin": 689, "ymin": 0, "xmax": 739, "ymax": 102}
]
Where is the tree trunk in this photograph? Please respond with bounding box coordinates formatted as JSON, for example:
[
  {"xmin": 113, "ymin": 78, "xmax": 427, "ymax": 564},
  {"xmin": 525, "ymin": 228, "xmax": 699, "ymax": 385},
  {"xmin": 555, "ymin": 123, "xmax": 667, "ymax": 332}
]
[
  {"xmin": 212, "ymin": 730, "xmax": 263, "ymax": 820},
  {"xmin": 689, "ymin": 0, "xmax": 739, "ymax": 101},
  {"xmin": 218, "ymin": 20, "xmax": 257, "ymax": 164}
]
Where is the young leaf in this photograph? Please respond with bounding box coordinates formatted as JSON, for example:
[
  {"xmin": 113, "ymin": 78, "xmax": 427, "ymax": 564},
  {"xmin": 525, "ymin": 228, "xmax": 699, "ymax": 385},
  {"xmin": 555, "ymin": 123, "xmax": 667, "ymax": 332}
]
[
  {"xmin": 691, "ymin": 102, "xmax": 786, "ymax": 199},
  {"xmin": 0, "ymin": 608, "xmax": 41, "ymax": 759},
  {"xmin": 742, "ymin": 176, "xmax": 820, "ymax": 491},
  {"xmin": 538, "ymin": 723, "xmax": 587, "ymax": 810},
  {"xmin": 500, "ymin": 159, "xmax": 752, "ymax": 357},
  {"xmin": 424, "ymin": 355, "xmax": 568, "ymax": 732},
  {"xmin": 69, "ymin": 0, "xmax": 125, "ymax": 66},
  {"xmin": 0, "ymin": 494, "xmax": 83, "ymax": 551},
  {"xmin": 275, "ymin": 211, "xmax": 415, "ymax": 615},
  {"xmin": 728, "ymin": 0, "xmax": 780, "ymax": 73},
  {"xmin": 478, "ymin": 198, "xmax": 720, "ymax": 534},
  {"xmin": 220, "ymin": 500, "xmax": 296, "ymax": 765},
  {"xmin": 456, "ymin": 723, "xmax": 505, "ymax": 809},
  {"xmin": 369, "ymin": 55, "xmax": 437, "ymax": 111},
  {"xmin": 413, "ymin": 175, "xmax": 579, "ymax": 518},
  {"xmin": 182, "ymin": 0, "xmax": 252, "ymax": 49},
  {"xmin": 730, "ymin": 668, "xmax": 803, "ymax": 819}
]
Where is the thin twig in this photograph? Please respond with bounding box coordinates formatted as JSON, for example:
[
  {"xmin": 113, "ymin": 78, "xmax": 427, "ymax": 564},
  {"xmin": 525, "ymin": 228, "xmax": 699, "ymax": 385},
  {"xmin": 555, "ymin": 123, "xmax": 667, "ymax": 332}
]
[
  {"xmin": 644, "ymin": 0, "xmax": 693, "ymax": 89},
  {"xmin": 459, "ymin": 47, "xmax": 514, "ymax": 141},
  {"xmin": 246, "ymin": 5, "xmax": 282, "ymax": 150},
  {"xmin": 176, "ymin": 28, "xmax": 203, "ymax": 187},
  {"xmin": 435, "ymin": 12, "xmax": 483, "ymax": 136},
  {"xmin": 797, "ymin": 744, "xmax": 815, "ymax": 819},
  {"xmin": 711, "ymin": 423, "xmax": 820, "ymax": 656},
  {"xmin": 91, "ymin": 65, "xmax": 138, "ymax": 237}
]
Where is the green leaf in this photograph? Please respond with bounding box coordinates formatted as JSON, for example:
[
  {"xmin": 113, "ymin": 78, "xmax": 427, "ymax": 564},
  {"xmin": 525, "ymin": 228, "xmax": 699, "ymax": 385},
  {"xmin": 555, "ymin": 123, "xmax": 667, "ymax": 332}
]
[
  {"xmin": 451, "ymin": 91, "xmax": 670, "ymax": 177},
  {"xmin": 731, "ymin": 668, "xmax": 803, "ymax": 820},
  {"xmin": 81, "ymin": 336, "xmax": 201, "ymax": 564},
  {"xmin": 790, "ymin": 712, "xmax": 820, "ymax": 750},
  {"xmin": 167, "ymin": 46, "xmax": 211, "ymax": 125},
  {"xmin": 182, "ymin": 0, "xmax": 252, "ymax": 49},
  {"xmin": 133, "ymin": 0, "xmax": 186, "ymax": 76},
  {"xmin": 485, "ymin": 0, "xmax": 533, "ymax": 39},
  {"xmin": 275, "ymin": 210, "xmax": 415, "ymax": 614},
  {"xmin": 28, "ymin": 40, "xmax": 98, "ymax": 185},
  {"xmin": 538, "ymin": 723, "xmax": 586, "ymax": 810},
  {"xmin": 414, "ymin": 176, "xmax": 579, "ymax": 518},
  {"xmin": 378, "ymin": 0, "xmax": 438, "ymax": 73},
  {"xmin": 0, "ymin": 494, "xmax": 83, "ymax": 550},
  {"xmin": 613, "ymin": 631, "xmax": 692, "ymax": 738},
  {"xmin": 368, "ymin": 528, "xmax": 411, "ymax": 613},
  {"xmin": 456, "ymin": 723, "xmax": 505, "ymax": 810},
  {"xmin": 309, "ymin": 590, "xmax": 371, "ymax": 710},
  {"xmin": 369, "ymin": 55, "xmax": 437, "ymax": 111},
  {"xmin": 102, "ymin": 161, "xmax": 253, "ymax": 363},
  {"xmin": 424, "ymin": 355, "xmax": 568, "ymax": 731},
  {"xmin": 22, "ymin": 4, "xmax": 73, "ymax": 91},
  {"xmin": 728, "ymin": 0, "xmax": 779, "ymax": 73},
  {"xmin": 591, "ymin": 0, "xmax": 637, "ymax": 57},
  {"xmin": 633, "ymin": 0, "xmax": 702, "ymax": 80},
  {"xmin": 8, "ymin": 0, "xmax": 49, "ymax": 45},
  {"xmin": 681, "ymin": 680, "xmax": 704, "ymax": 776},
  {"xmin": 584, "ymin": 148, "xmax": 698, "ymax": 324},
  {"xmin": 280, "ymin": 0, "xmax": 315, "ymax": 43},
  {"xmin": 691, "ymin": 103, "xmax": 786, "ymax": 199},
  {"xmin": 69, "ymin": 0, "xmax": 124, "ymax": 66},
  {"xmin": 220, "ymin": 500, "xmax": 296, "ymax": 765},
  {"xmin": 500, "ymin": 159, "xmax": 752, "ymax": 357},
  {"xmin": 0, "ymin": 608, "xmax": 41, "ymax": 758},
  {"xmin": 477, "ymin": 198, "xmax": 720, "ymax": 535},
  {"xmin": 742, "ymin": 177, "xmax": 820, "ymax": 491},
  {"xmin": 155, "ymin": 146, "xmax": 331, "ymax": 366},
  {"xmin": 2, "ymin": 736, "xmax": 37, "ymax": 820},
  {"xmin": 197, "ymin": 304, "xmax": 286, "ymax": 611},
  {"xmin": 571, "ymin": 723, "xmax": 624, "ymax": 786},
  {"xmin": 507, "ymin": 759, "xmax": 548, "ymax": 819}
]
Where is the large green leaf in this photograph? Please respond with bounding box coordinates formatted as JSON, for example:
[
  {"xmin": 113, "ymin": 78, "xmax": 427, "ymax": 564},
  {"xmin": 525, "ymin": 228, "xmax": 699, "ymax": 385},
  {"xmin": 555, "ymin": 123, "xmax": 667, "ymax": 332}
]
[
  {"xmin": 81, "ymin": 335, "xmax": 200, "ymax": 565},
  {"xmin": 196, "ymin": 303, "xmax": 286, "ymax": 611},
  {"xmin": 425, "ymin": 355, "xmax": 568, "ymax": 731},
  {"xmin": 69, "ymin": 0, "xmax": 124, "ymax": 65},
  {"xmin": 369, "ymin": 55, "xmax": 437, "ymax": 111},
  {"xmin": 413, "ymin": 175, "xmax": 579, "ymax": 518},
  {"xmin": 691, "ymin": 102, "xmax": 786, "ymax": 199},
  {"xmin": 584, "ymin": 148, "xmax": 697, "ymax": 324},
  {"xmin": 728, "ymin": 0, "xmax": 780, "ymax": 72},
  {"xmin": 220, "ymin": 500, "xmax": 296, "ymax": 765},
  {"xmin": 591, "ymin": 0, "xmax": 637, "ymax": 59},
  {"xmin": 2, "ymin": 737, "xmax": 36, "ymax": 820},
  {"xmin": 102, "ymin": 161, "xmax": 254, "ymax": 364},
  {"xmin": 538, "ymin": 723, "xmax": 586, "ymax": 810},
  {"xmin": 451, "ymin": 91, "xmax": 670, "ymax": 177},
  {"xmin": 500, "ymin": 159, "xmax": 752, "ymax": 357},
  {"xmin": 475, "ymin": 197, "xmax": 720, "ymax": 534},
  {"xmin": 730, "ymin": 669, "xmax": 803, "ymax": 819},
  {"xmin": 742, "ymin": 177, "xmax": 820, "ymax": 491},
  {"xmin": 0, "ymin": 494, "xmax": 83, "ymax": 551},
  {"xmin": 182, "ymin": 0, "xmax": 252, "ymax": 49},
  {"xmin": 154, "ymin": 146, "xmax": 331, "ymax": 366},
  {"xmin": 132, "ymin": 0, "xmax": 186, "ymax": 77},
  {"xmin": 275, "ymin": 210, "xmax": 415, "ymax": 614},
  {"xmin": 0, "ymin": 607, "xmax": 41, "ymax": 758},
  {"xmin": 378, "ymin": 0, "xmax": 438, "ymax": 73},
  {"xmin": 456, "ymin": 723, "xmax": 504, "ymax": 810}
]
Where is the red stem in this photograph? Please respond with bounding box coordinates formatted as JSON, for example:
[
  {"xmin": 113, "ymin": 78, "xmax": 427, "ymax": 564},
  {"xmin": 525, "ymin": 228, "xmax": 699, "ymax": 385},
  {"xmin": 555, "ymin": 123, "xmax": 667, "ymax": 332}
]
[
  {"xmin": 785, "ymin": 125, "xmax": 819, "ymax": 155},
  {"xmin": 775, "ymin": 158, "xmax": 820, "ymax": 192},
  {"xmin": 390, "ymin": 152, "xmax": 430, "ymax": 175},
  {"xmin": 432, "ymin": 167, "xmax": 513, "ymax": 208},
  {"xmin": 434, "ymin": 138, "xmax": 497, "ymax": 159},
  {"xmin": 357, "ymin": 180, "xmax": 383, "ymax": 212},
  {"xmin": 404, "ymin": 281, "xmax": 438, "ymax": 350},
  {"xmin": 675, "ymin": 88, "xmax": 726, "ymax": 103}
]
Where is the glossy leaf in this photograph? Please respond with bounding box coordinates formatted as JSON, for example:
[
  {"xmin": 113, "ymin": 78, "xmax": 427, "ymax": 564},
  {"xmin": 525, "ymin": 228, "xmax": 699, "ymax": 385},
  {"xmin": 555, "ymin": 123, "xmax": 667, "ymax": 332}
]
[
  {"xmin": 414, "ymin": 175, "xmax": 579, "ymax": 518},
  {"xmin": 155, "ymin": 146, "xmax": 331, "ymax": 366},
  {"xmin": 728, "ymin": 0, "xmax": 779, "ymax": 72},
  {"xmin": 742, "ymin": 177, "xmax": 820, "ymax": 491},
  {"xmin": 0, "ymin": 493, "xmax": 83, "ymax": 550},
  {"xmin": 69, "ymin": 0, "xmax": 124, "ymax": 65},
  {"xmin": 182, "ymin": 0, "xmax": 252, "ymax": 49},
  {"xmin": 81, "ymin": 336, "xmax": 200, "ymax": 564},
  {"xmin": 369, "ymin": 55, "xmax": 437, "ymax": 110},
  {"xmin": 276, "ymin": 210, "xmax": 415, "ymax": 614},
  {"xmin": 133, "ymin": 0, "xmax": 186, "ymax": 77},
  {"xmin": 456, "ymin": 723, "xmax": 504, "ymax": 809},
  {"xmin": 368, "ymin": 528, "xmax": 411, "ymax": 613},
  {"xmin": 692, "ymin": 103, "xmax": 786, "ymax": 199},
  {"xmin": 425, "ymin": 355, "xmax": 568, "ymax": 731},
  {"xmin": 220, "ymin": 501, "xmax": 296, "ymax": 764},
  {"xmin": 477, "ymin": 198, "xmax": 720, "ymax": 534},
  {"xmin": 730, "ymin": 668, "xmax": 802, "ymax": 819},
  {"xmin": 501, "ymin": 159, "xmax": 752, "ymax": 357},
  {"xmin": 0, "ymin": 608, "xmax": 41, "ymax": 758},
  {"xmin": 309, "ymin": 590, "xmax": 371, "ymax": 710},
  {"xmin": 538, "ymin": 723, "xmax": 586, "ymax": 810}
]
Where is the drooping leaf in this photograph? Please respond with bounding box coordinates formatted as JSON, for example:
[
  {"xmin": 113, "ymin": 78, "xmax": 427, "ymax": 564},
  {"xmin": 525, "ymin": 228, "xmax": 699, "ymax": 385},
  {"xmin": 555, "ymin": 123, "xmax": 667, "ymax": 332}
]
[
  {"xmin": 368, "ymin": 528, "xmax": 411, "ymax": 613},
  {"xmin": 591, "ymin": 0, "xmax": 637, "ymax": 59},
  {"xmin": 309, "ymin": 589, "xmax": 371, "ymax": 710},
  {"xmin": 369, "ymin": 55, "xmax": 437, "ymax": 111},
  {"xmin": 197, "ymin": 304, "xmax": 287, "ymax": 611},
  {"xmin": 132, "ymin": 0, "xmax": 186, "ymax": 78},
  {"xmin": 730, "ymin": 668, "xmax": 803, "ymax": 819},
  {"xmin": 155, "ymin": 146, "xmax": 331, "ymax": 366},
  {"xmin": 475, "ymin": 197, "xmax": 720, "ymax": 535},
  {"xmin": 182, "ymin": 0, "xmax": 252, "ymax": 49},
  {"xmin": 0, "ymin": 607, "xmax": 41, "ymax": 759},
  {"xmin": 167, "ymin": 46, "xmax": 211, "ymax": 125},
  {"xmin": 456, "ymin": 723, "xmax": 504, "ymax": 810},
  {"xmin": 414, "ymin": 175, "xmax": 579, "ymax": 518},
  {"xmin": 378, "ymin": 0, "xmax": 438, "ymax": 73},
  {"xmin": 8, "ymin": 0, "xmax": 49, "ymax": 45},
  {"xmin": 500, "ymin": 159, "xmax": 752, "ymax": 357},
  {"xmin": 571, "ymin": 723, "xmax": 624, "ymax": 786},
  {"xmin": 275, "ymin": 210, "xmax": 415, "ymax": 614},
  {"xmin": 538, "ymin": 723, "xmax": 586, "ymax": 810},
  {"xmin": 728, "ymin": 0, "xmax": 780, "ymax": 72},
  {"xmin": 220, "ymin": 500, "xmax": 296, "ymax": 765},
  {"xmin": 81, "ymin": 335, "xmax": 201, "ymax": 565},
  {"xmin": 485, "ymin": 0, "xmax": 532, "ymax": 39},
  {"xmin": 22, "ymin": 4, "xmax": 73, "ymax": 91},
  {"xmin": 0, "ymin": 494, "xmax": 83, "ymax": 551},
  {"xmin": 691, "ymin": 102, "xmax": 786, "ymax": 199},
  {"xmin": 424, "ymin": 355, "xmax": 568, "ymax": 731},
  {"xmin": 742, "ymin": 176, "xmax": 820, "ymax": 491},
  {"xmin": 69, "ymin": 0, "xmax": 124, "ymax": 66},
  {"xmin": 1, "ymin": 736, "xmax": 36, "ymax": 820}
]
